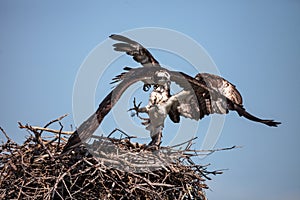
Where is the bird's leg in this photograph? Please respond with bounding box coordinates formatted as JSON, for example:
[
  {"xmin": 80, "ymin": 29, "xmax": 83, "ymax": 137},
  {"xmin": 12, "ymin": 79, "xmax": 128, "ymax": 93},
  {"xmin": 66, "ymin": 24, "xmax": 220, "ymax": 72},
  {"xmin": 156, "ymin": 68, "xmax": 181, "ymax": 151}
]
[
  {"xmin": 128, "ymin": 98, "xmax": 149, "ymax": 121},
  {"xmin": 148, "ymin": 130, "xmax": 162, "ymax": 148}
]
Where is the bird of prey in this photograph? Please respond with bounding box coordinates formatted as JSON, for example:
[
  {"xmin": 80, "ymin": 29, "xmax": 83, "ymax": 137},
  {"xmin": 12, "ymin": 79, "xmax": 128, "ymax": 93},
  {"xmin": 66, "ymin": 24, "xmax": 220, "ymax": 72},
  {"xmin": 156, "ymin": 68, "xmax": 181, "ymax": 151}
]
[
  {"xmin": 110, "ymin": 34, "xmax": 280, "ymax": 127},
  {"xmin": 128, "ymin": 71, "xmax": 199, "ymax": 146},
  {"xmin": 128, "ymin": 70, "xmax": 175, "ymax": 146},
  {"xmin": 62, "ymin": 34, "xmax": 280, "ymax": 152}
]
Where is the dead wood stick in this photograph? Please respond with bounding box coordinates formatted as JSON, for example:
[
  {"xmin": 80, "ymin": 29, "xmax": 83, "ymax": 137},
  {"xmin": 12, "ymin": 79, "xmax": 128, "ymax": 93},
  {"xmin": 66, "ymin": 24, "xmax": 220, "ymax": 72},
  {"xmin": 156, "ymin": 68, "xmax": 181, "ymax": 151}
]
[
  {"xmin": 107, "ymin": 128, "xmax": 135, "ymax": 139},
  {"xmin": 51, "ymin": 159, "xmax": 83, "ymax": 197},
  {"xmin": 128, "ymin": 172, "xmax": 156, "ymax": 189},
  {"xmin": 62, "ymin": 179, "xmax": 73, "ymax": 198},
  {"xmin": 42, "ymin": 114, "xmax": 68, "ymax": 131},
  {"xmin": 183, "ymin": 145, "xmax": 241, "ymax": 156},
  {"xmin": 56, "ymin": 122, "xmax": 63, "ymax": 152},
  {"xmin": 186, "ymin": 157, "xmax": 212, "ymax": 180},
  {"xmin": 138, "ymin": 182, "xmax": 175, "ymax": 187},
  {"xmin": 134, "ymin": 185, "xmax": 162, "ymax": 200},
  {"xmin": 168, "ymin": 137, "xmax": 198, "ymax": 149},
  {"xmin": 0, "ymin": 127, "xmax": 12, "ymax": 141},
  {"xmin": 18, "ymin": 123, "xmax": 73, "ymax": 135}
]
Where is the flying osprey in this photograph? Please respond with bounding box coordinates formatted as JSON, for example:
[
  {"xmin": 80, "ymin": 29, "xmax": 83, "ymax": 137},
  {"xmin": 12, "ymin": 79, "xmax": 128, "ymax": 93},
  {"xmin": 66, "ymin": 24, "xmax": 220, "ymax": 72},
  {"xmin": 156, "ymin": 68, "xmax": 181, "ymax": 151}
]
[{"xmin": 62, "ymin": 34, "xmax": 280, "ymax": 152}]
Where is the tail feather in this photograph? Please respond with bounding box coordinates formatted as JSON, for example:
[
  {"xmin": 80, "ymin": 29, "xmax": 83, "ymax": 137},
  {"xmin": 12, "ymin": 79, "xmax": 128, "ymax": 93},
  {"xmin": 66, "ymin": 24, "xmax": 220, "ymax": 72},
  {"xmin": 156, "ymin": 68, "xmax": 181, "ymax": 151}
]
[{"xmin": 233, "ymin": 104, "xmax": 281, "ymax": 127}]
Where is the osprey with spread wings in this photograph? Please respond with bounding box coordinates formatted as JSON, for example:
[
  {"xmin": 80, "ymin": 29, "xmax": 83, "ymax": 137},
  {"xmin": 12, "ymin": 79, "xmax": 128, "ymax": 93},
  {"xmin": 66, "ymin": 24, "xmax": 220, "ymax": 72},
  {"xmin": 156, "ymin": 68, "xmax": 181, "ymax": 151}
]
[
  {"xmin": 62, "ymin": 34, "xmax": 280, "ymax": 152},
  {"xmin": 110, "ymin": 34, "xmax": 280, "ymax": 126}
]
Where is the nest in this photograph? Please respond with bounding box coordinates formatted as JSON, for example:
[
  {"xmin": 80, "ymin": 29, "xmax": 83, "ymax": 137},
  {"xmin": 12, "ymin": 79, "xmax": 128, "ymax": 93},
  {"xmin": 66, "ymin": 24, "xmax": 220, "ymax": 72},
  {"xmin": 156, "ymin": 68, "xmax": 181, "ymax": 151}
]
[{"xmin": 0, "ymin": 115, "xmax": 232, "ymax": 200}]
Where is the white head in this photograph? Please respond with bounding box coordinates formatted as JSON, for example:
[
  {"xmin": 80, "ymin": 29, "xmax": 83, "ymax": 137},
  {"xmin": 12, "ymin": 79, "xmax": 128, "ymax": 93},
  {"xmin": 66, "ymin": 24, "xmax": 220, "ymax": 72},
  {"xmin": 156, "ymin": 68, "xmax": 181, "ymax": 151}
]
[{"xmin": 153, "ymin": 70, "xmax": 171, "ymax": 90}]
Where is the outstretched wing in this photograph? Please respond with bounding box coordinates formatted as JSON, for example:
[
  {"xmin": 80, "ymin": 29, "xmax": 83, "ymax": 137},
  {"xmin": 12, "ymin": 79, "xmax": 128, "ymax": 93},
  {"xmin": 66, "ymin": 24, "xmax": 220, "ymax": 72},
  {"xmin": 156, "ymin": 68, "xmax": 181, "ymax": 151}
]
[
  {"xmin": 195, "ymin": 73, "xmax": 243, "ymax": 105},
  {"xmin": 110, "ymin": 34, "xmax": 160, "ymax": 68},
  {"xmin": 170, "ymin": 71, "xmax": 280, "ymax": 127},
  {"xmin": 109, "ymin": 34, "xmax": 235, "ymax": 119},
  {"xmin": 109, "ymin": 34, "xmax": 280, "ymax": 127},
  {"xmin": 63, "ymin": 66, "xmax": 280, "ymax": 152},
  {"xmin": 62, "ymin": 67, "xmax": 158, "ymax": 153},
  {"xmin": 110, "ymin": 67, "xmax": 280, "ymax": 127}
]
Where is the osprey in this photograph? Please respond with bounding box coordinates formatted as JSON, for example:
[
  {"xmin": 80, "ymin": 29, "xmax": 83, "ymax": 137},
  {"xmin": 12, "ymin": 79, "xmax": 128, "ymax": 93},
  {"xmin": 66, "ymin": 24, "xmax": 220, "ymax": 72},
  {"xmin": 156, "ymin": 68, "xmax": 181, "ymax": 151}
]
[
  {"xmin": 62, "ymin": 34, "xmax": 280, "ymax": 152},
  {"xmin": 128, "ymin": 71, "xmax": 200, "ymax": 146},
  {"xmin": 110, "ymin": 34, "xmax": 280, "ymax": 126}
]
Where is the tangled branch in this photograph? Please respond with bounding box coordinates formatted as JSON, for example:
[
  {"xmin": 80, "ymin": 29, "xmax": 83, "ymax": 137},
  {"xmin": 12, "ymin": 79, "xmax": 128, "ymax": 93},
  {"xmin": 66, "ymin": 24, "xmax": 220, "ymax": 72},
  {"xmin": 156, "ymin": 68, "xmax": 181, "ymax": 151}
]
[{"xmin": 0, "ymin": 116, "xmax": 237, "ymax": 199}]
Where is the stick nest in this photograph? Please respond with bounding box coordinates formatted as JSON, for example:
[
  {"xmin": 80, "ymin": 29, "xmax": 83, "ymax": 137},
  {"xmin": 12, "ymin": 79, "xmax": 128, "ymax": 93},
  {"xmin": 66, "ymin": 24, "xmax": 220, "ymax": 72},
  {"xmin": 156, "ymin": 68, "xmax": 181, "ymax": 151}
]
[{"xmin": 0, "ymin": 116, "xmax": 226, "ymax": 200}]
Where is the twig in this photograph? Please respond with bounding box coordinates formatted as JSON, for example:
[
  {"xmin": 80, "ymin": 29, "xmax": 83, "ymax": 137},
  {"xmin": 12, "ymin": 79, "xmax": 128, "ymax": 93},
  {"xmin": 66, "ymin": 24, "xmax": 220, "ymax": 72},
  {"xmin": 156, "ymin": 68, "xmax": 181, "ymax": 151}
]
[
  {"xmin": 107, "ymin": 128, "xmax": 136, "ymax": 139},
  {"xmin": 169, "ymin": 137, "xmax": 198, "ymax": 149},
  {"xmin": 0, "ymin": 127, "xmax": 11, "ymax": 141},
  {"xmin": 56, "ymin": 122, "xmax": 63, "ymax": 152},
  {"xmin": 183, "ymin": 145, "xmax": 241, "ymax": 156},
  {"xmin": 18, "ymin": 123, "xmax": 73, "ymax": 135},
  {"xmin": 42, "ymin": 114, "xmax": 68, "ymax": 131}
]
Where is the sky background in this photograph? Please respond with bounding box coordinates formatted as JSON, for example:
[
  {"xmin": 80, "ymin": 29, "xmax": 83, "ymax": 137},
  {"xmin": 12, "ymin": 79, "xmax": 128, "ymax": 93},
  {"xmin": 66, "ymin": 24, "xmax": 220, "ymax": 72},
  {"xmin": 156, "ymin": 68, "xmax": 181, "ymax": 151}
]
[{"xmin": 1, "ymin": 1, "xmax": 299, "ymax": 199}]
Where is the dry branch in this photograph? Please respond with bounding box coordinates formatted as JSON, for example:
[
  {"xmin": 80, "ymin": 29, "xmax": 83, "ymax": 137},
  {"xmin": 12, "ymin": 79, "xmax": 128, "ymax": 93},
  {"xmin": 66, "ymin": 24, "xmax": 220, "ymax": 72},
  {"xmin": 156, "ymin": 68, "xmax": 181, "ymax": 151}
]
[
  {"xmin": 0, "ymin": 117, "xmax": 236, "ymax": 199},
  {"xmin": 18, "ymin": 124, "xmax": 73, "ymax": 135}
]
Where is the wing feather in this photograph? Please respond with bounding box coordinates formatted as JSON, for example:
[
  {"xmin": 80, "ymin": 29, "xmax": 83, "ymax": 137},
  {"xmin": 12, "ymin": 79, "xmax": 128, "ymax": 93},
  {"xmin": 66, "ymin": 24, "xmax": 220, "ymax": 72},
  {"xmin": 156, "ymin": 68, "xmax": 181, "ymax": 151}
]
[
  {"xmin": 110, "ymin": 34, "xmax": 160, "ymax": 67},
  {"xmin": 170, "ymin": 71, "xmax": 280, "ymax": 126},
  {"xmin": 195, "ymin": 73, "xmax": 243, "ymax": 105}
]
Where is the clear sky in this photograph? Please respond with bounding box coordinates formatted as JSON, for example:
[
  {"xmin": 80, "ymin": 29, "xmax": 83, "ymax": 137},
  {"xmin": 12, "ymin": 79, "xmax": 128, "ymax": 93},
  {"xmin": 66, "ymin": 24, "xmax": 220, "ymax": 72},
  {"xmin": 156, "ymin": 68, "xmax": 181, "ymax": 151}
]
[{"xmin": 1, "ymin": 1, "xmax": 299, "ymax": 199}]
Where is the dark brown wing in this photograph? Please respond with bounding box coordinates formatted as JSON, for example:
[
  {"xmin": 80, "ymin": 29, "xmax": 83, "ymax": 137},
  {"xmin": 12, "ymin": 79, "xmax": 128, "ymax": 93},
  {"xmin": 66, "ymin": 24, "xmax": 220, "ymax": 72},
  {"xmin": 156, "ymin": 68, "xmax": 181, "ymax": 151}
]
[
  {"xmin": 168, "ymin": 71, "xmax": 213, "ymax": 120},
  {"xmin": 195, "ymin": 73, "xmax": 242, "ymax": 105},
  {"xmin": 62, "ymin": 67, "xmax": 159, "ymax": 153},
  {"xmin": 168, "ymin": 101, "xmax": 181, "ymax": 123},
  {"xmin": 110, "ymin": 34, "xmax": 160, "ymax": 68},
  {"xmin": 171, "ymin": 71, "xmax": 280, "ymax": 126}
]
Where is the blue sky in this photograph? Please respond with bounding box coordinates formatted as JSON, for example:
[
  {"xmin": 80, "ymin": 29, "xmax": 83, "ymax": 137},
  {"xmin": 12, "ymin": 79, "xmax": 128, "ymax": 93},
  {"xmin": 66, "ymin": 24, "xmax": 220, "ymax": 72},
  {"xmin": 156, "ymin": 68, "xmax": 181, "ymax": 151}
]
[{"xmin": 1, "ymin": 1, "xmax": 299, "ymax": 199}]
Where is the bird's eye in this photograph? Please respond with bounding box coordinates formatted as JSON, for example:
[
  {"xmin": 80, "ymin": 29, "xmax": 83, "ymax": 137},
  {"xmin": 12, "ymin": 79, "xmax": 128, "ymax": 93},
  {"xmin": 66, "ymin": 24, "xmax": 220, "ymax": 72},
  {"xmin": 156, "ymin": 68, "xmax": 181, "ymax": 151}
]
[{"xmin": 143, "ymin": 84, "xmax": 151, "ymax": 92}]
